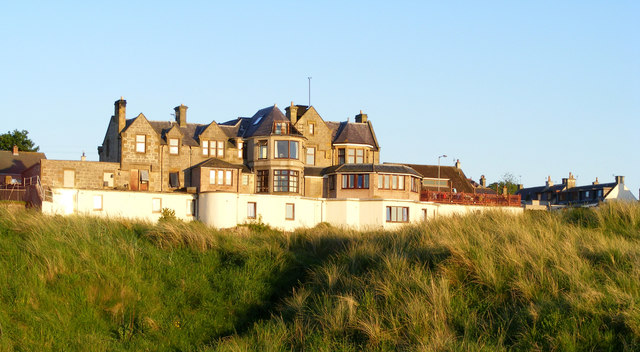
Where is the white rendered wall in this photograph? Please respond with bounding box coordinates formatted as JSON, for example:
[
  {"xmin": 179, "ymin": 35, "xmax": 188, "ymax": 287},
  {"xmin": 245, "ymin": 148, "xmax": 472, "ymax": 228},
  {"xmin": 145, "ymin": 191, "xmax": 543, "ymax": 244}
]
[{"xmin": 42, "ymin": 188, "xmax": 196, "ymax": 222}]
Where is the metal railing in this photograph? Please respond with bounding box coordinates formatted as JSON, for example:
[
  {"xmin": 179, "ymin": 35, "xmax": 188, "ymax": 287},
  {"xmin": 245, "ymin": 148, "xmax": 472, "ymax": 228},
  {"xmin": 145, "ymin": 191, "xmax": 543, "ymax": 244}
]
[{"xmin": 421, "ymin": 190, "xmax": 521, "ymax": 207}]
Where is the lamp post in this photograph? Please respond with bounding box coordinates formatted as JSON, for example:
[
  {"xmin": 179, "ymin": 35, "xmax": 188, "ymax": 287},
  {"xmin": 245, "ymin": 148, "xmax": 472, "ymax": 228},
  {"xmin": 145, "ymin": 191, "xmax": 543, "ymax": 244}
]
[{"xmin": 437, "ymin": 154, "xmax": 447, "ymax": 193}]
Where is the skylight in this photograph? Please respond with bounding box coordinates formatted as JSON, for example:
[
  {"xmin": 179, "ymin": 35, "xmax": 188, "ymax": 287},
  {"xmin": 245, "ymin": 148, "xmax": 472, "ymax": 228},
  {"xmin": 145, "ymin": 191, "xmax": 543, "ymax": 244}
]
[{"xmin": 253, "ymin": 116, "xmax": 263, "ymax": 125}]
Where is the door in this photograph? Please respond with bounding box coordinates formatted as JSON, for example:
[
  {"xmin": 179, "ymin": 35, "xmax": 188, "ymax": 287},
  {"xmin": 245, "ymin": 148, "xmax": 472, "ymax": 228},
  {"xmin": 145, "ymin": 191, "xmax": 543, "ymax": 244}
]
[{"xmin": 130, "ymin": 169, "xmax": 139, "ymax": 191}]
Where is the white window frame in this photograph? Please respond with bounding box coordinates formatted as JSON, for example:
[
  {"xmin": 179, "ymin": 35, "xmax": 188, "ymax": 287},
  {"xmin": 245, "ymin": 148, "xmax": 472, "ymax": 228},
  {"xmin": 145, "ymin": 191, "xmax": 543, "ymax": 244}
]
[
  {"xmin": 136, "ymin": 135, "xmax": 146, "ymax": 153},
  {"xmin": 169, "ymin": 138, "xmax": 179, "ymax": 155},
  {"xmin": 202, "ymin": 140, "xmax": 209, "ymax": 156}
]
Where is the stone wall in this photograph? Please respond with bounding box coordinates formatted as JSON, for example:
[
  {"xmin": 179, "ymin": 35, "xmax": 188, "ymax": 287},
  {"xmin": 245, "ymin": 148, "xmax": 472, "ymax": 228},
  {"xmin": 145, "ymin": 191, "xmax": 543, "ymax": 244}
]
[{"xmin": 41, "ymin": 160, "xmax": 122, "ymax": 190}]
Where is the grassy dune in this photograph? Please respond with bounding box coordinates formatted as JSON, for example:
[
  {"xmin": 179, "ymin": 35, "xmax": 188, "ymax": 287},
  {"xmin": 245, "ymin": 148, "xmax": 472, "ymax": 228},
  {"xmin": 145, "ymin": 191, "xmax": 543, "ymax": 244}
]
[{"xmin": 1, "ymin": 203, "xmax": 639, "ymax": 351}]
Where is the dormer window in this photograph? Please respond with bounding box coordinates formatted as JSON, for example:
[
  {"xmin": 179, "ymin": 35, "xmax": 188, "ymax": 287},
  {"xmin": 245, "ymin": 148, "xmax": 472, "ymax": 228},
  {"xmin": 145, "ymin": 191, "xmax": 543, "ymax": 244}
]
[
  {"xmin": 169, "ymin": 138, "xmax": 179, "ymax": 155},
  {"xmin": 274, "ymin": 122, "xmax": 289, "ymax": 135}
]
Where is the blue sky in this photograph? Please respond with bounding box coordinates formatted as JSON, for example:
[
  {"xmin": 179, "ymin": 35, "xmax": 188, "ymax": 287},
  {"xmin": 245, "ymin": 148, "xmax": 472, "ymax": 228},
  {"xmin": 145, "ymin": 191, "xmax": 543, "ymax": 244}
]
[{"xmin": 2, "ymin": 1, "xmax": 638, "ymax": 194}]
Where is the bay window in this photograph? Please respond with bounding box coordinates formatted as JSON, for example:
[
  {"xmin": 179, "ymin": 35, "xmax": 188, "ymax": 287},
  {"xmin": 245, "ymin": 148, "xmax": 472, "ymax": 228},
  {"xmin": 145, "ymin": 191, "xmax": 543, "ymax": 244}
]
[
  {"xmin": 275, "ymin": 140, "xmax": 298, "ymax": 159},
  {"xmin": 341, "ymin": 174, "xmax": 370, "ymax": 189},
  {"xmin": 273, "ymin": 170, "xmax": 299, "ymax": 193}
]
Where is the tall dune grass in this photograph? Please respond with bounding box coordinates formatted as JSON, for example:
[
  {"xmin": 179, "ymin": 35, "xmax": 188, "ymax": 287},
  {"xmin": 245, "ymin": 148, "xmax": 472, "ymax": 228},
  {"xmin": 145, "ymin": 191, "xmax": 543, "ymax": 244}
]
[{"xmin": 1, "ymin": 202, "xmax": 640, "ymax": 351}]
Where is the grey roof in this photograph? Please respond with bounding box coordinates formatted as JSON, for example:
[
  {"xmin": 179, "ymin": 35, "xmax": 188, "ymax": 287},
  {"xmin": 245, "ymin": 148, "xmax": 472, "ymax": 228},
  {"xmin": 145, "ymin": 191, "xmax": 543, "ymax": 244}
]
[
  {"xmin": 240, "ymin": 106, "xmax": 302, "ymax": 138},
  {"xmin": 304, "ymin": 166, "xmax": 325, "ymax": 177},
  {"xmin": 399, "ymin": 163, "xmax": 476, "ymax": 193},
  {"xmin": 148, "ymin": 121, "xmax": 201, "ymax": 146},
  {"xmin": 327, "ymin": 121, "xmax": 379, "ymax": 149},
  {"xmin": 323, "ymin": 163, "xmax": 422, "ymax": 177},
  {"xmin": 190, "ymin": 158, "xmax": 250, "ymax": 172},
  {"xmin": 0, "ymin": 150, "xmax": 47, "ymax": 175}
]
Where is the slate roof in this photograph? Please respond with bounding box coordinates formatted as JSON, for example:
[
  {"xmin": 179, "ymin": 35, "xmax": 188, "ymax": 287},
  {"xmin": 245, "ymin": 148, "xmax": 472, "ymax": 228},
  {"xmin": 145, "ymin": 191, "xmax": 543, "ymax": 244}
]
[
  {"xmin": 240, "ymin": 106, "xmax": 302, "ymax": 138},
  {"xmin": 326, "ymin": 121, "xmax": 379, "ymax": 149},
  {"xmin": 190, "ymin": 158, "xmax": 250, "ymax": 172},
  {"xmin": 323, "ymin": 163, "xmax": 422, "ymax": 177},
  {"xmin": 399, "ymin": 163, "xmax": 476, "ymax": 193},
  {"xmin": 0, "ymin": 150, "xmax": 47, "ymax": 175},
  {"xmin": 304, "ymin": 166, "xmax": 325, "ymax": 177}
]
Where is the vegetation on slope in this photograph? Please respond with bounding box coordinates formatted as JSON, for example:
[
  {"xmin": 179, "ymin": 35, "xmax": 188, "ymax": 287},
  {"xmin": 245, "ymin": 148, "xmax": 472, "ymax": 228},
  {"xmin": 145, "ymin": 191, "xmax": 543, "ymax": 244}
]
[{"xmin": 1, "ymin": 203, "xmax": 639, "ymax": 351}]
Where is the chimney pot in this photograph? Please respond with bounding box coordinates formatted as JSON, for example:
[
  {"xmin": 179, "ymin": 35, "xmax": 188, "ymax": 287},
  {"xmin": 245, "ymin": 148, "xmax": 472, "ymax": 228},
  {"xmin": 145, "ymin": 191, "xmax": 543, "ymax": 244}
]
[
  {"xmin": 285, "ymin": 103, "xmax": 299, "ymax": 124},
  {"xmin": 593, "ymin": 177, "xmax": 599, "ymax": 185},
  {"xmin": 12, "ymin": 145, "xmax": 18, "ymax": 156}
]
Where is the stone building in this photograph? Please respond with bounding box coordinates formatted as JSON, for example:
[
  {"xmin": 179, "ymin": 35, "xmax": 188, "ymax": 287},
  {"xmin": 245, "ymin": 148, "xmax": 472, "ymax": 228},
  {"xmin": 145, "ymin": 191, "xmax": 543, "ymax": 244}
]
[{"xmin": 29, "ymin": 98, "xmax": 522, "ymax": 229}]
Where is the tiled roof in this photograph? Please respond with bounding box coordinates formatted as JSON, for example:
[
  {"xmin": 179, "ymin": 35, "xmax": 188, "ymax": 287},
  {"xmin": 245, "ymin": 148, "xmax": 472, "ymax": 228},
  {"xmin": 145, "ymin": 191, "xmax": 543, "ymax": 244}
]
[
  {"xmin": 323, "ymin": 163, "xmax": 422, "ymax": 177},
  {"xmin": 241, "ymin": 106, "xmax": 302, "ymax": 138},
  {"xmin": 399, "ymin": 163, "xmax": 476, "ymax": 193},
  {"xmin": 0, "ymin": 150, "xmax": 47, "ymax": 175},
  {"xmin": 304, "ymin": 166, "xmax": 325, "ymax": 177},
  {"xmin": 328, "ymin": 121, "xmax": 379, "ymax": 149},
  {"xmin": 190, "ymin": 158, "xmax": 250, "ymax": 172}
]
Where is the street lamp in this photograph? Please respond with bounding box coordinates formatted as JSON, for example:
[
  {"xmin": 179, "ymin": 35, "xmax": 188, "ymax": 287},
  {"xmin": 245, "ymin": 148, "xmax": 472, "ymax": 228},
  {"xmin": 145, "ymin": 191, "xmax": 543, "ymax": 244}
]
[{"xmin": 437, "ymin": 154, "xmax": 447, "ymax": 193}]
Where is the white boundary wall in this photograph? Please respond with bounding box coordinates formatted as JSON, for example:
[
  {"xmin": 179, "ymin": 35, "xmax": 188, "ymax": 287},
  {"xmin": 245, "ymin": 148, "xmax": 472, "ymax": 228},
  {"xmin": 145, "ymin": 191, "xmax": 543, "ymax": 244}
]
[
  {"xmin": 42, "ymin": 189, "xmax": 523, "ymax": 229},
  {"xmin": 43, "ymin": 188, "xmax": 196, "ymax": 222}
]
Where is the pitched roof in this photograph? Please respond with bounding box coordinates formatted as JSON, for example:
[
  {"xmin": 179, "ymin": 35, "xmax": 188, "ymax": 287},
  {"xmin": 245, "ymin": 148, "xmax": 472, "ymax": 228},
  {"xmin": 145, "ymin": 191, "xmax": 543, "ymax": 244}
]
[
  {"xmin": 304, "ymin": 166, "xmax": 325, "ymax": 177},
  {"xmin": 240, "ymin": 106, "xmax": 302, "ymax": 138},
  {"xmin": 0, "ymin": 150, "xmax": 47, "ymax": 175},
  {"xmin": 323, "ymin": 163, "xmax": 422, "ymax": 177},
  {"xmin": 399, "ymin": 163, "xmax": 476, "ymax": 193},
  {"xmin": 190, "ymin": 158, "xmax": 250, "ymax": 172},
  {"xmin": 327, "ymin": 121, "xmax": 379, "ymax": 149}
]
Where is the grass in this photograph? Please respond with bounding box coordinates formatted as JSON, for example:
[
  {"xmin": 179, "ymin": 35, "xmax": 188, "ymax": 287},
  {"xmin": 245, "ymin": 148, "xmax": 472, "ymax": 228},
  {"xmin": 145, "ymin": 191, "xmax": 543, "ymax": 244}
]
[{"xmin": 1, "ymin": 203, "xmax": 640, "ymax": 351}]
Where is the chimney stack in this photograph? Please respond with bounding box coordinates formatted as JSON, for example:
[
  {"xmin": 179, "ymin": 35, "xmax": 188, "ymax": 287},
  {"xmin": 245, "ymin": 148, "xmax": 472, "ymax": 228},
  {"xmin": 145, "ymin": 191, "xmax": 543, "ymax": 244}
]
[
  {"xmin": 174, "ymin": 104, "xmax": 188, "ymax": 127},
  {"xmin": 455, "ymin": 159, "xmax": 461, "ymax": 169},
  {"xmin": 615, "ymin": 175, "xmax": 625, "ymax": 185},
  {"xmin": 81, "ymin": 152, "xmax": 86, "ymax": 162},
  {"xmin": 355, "ymin": 110, "xmax": 368, "ymax": 123},
  {"xmin": 546, "ymin": 176, "xmax": 553, "ymax": 187},
  {"xmin": 12, "ymin": 145, "xmax": 18, "ymax": 156},
  {"xmin": 593, "ymin": 177, "xmax": 599, "ymax": 185},
  {"xmin": 480, "ymin": 175, "xmax": 486, "ymax": 187},
  {"xmin": 115, "ymin": 97, "xmax": 127, "ymax": 132},
  {"xmin": 518, "ymin": 184, "xmax": 524, "ymax": 190},
  {"xmin": 285, "ymin": 102, "xmax": 298, "ymax": 124}
]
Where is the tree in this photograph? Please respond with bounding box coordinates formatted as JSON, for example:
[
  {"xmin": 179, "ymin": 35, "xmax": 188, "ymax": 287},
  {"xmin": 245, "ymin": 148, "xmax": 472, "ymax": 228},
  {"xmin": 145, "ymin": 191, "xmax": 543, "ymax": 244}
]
[
  {"xmin": 0, "ymin": 129, "xmax": 39, "ymax": 152},
  {"xmin": 488, "ymin": 172, "xmax": 520, "ymax": 195}
]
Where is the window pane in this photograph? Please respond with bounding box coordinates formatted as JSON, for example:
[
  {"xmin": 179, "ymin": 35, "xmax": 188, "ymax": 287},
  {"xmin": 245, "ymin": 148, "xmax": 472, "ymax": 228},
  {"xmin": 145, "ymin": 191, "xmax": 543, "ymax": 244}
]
[
  {"xmin": 247, "ymin": 202, "xmax": 256, "ymax": 219},
  {"xmin": 285, "ymin": 203, "xmax": 294, "ymax": 220},
  {"xmin": 152, "ymin": 198, "xmax": 161, "ymax": 213},
  {"xmin": 378, "ymin": 175, "xmax": 383, "ymax": 189},
  {"xmin": 386, "ymin": 207, "xmax": 391, "ymax": 221},
  {"xmin": 364, "ymin": 175, "xmax": 369, "ymax": 189},
  {"xmin": 402, "ymin": 207, "xmax": 408, "ymax": 222},
  {"xmin": 356, "ymin": 149, "xmax": 364, "ymax": 163},
  {"xmin": 217, "ymin": 170, "xmax": 223, "ymax": 185},
  {"xmin": 392, "ymin": 176, "xmax": 398, "ymax": 189},
  {"xmin": 217, "ymin": 141, "xmax": 224, "ymax": 157},
  {"xmin": 202, "ymin": 141, "xmax": 208, "ymax": 156},
  {"xmin": 309, "ymin": 123, "xmax": 314, "ymax": 135},
  {"xmin": 93, "ymin": 195, "xmax": 102, "ymax": 210},
  {"xmin": 347, "ymin": 149, "xmax": 355, "ymax": 163},
  {"xmin": 384, "ymin": 175, "xmax": 389, "ymax": 189},
  {"xmin": 357, "ymin": 175, "xmax": 363, "ymax": 188},
  {"xmin": 209, "ymin": 170, "xmax": 215, "ymax": 184},
  {"xmin": 306, "ymin": 147, "xmax": 315, "ymax": 165},
  {"xmin": 290, "ymin": 141, "xmax": 298, "ymax": 159},
  {"xmin": 398, "ymin": 176, "xmax": 404, "ymax": 190},
  {"xmin": 342, "ymin": 175, "xmax": 347, "ymax": 189},
  {"xmin": 225, "ymin": 170, "xmax": 232, "ymax": 185},
  {"xmin": 338, "ymin": 149, "xmax": 345, "ymax": 164},
  {"xmin": 275, "ymin": 141, "xmax": 289, "ymax": 158}
]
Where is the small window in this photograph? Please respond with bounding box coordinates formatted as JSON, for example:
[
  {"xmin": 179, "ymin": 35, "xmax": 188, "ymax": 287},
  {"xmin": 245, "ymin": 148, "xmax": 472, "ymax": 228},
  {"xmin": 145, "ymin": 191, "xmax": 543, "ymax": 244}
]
[
  {"xmin": 169, "ymin": 138, "xmax": 179, "ymax": 155},
  {"xmin": 225, "ymin": 170, "xmax": 232, "ymax": 185},
  {"xmin": 422, "ymin": 209, "xmax": 427, "ymax": 221},
  {"xmin": 309, "ymin": 123, "xmax": 315, "ymax": 135},
  {"xmin": 140, "ymin": 170, "xmax": 150, "ymax": 183},
  {"xmin": 247, "ymin": 202, "xmax": 256, "ymax": 219},
  {"xmin": 355, "ymin": 149, "xmax": 364, "ymax": 163},
  {"xmin": 285, "ymin": 203, "xmax": 295, "ymax": 220},
  {"xmin": 238, "ymin": 141, "xmax": 243, "ymax": 158},
  {"xmin": 274, "ymin": 122, "xmax": 289, "ymax": 135},
  {"xmin": 338, "ymin": 149, "xmax": 345, "ymax": 164},
  {"xmin": 152, "ymin": 198, "xmax": 162, "ymax": 213},
  {"xmin": 217, "ymin": 141, "xmax": 225, "ymax": 157},
  {"xmin": 386, "ymin": 206, "xmax": 409, "ymax": 223},
  {"xmin": 93, "ymin": 195, "xmax": 103, "ymax": 211},
  {"xmin": 169, "ymin": 172, "xmax": 180, "ymax": 188},
  {"xmin": 202, "ymin": 140, "xmax": 209, "ymax": 156},
  {"xmin": 347, "ymin": 149, "xmax": 355, "ymax": 164},
  {"xmin": 256, "ymin": 170, "xmax": 269, "ymax": 193},
  {"xmin": 217, "ymin": 170, "xmax": 224, "ymax": 185},
  {"xmin": 329, "ymin": 175, "xmax": 336, "ymax": 190},
  {"xmin": 306, "ymin": 147, "xmax": 316, "ymax": 165},
  {"xmin": 136, "ymin": 135, "xmax": 146, "ymax": 153},
  {"xmin": 259, "ymin": 140, "xmax": 268, "ymax": 159},
  {"xmin": 209, "ymin": 170, "xmax": 216, "ymax": 185},
  {"xmin": 242, "ymin": 174, "xmax": 249, "ymax": 186}
]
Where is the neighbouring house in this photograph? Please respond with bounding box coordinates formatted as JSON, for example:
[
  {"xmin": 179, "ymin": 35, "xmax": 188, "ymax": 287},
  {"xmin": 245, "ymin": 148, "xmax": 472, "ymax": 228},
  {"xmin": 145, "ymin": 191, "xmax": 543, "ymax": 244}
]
[
  {"xmin": 0, "ymin": 146, "xmax": 46, "ymax": 202},
  {"xmin": 517, "ymin": 173, "xmax": 637, "ymax": 209},
  {"xmin": 27, "ymin": 98, "xmax": 522, "ymax": 229}
]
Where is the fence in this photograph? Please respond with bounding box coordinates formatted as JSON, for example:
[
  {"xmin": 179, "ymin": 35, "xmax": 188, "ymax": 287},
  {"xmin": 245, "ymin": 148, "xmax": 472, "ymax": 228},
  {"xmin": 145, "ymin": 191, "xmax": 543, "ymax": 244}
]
[
  {"xmin": 0, "ymin": 176, "xmax": 47, "ymax": 203},
  {"xmin": 420, "ymin": 190, "xmax": 521, "ymax": 207}
]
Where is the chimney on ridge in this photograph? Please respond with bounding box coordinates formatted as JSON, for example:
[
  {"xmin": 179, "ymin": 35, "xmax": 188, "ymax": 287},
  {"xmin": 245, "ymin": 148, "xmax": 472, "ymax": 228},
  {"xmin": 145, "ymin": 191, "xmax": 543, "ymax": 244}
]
[
  {"xmin": 480, "ymin": 175, "xmax": 486, "ymax": 187},
  {"xmin": 285, "ymin": 102, "xmax": 298, "ymax": 124},
  {"xmin": 355, "ymin": 110, "xmax": 368, "ymax": 123},
  {"xmin": 455, "ymin": 159, "xmax": 461, "ymax": 169},
  {"xmin": 81, "ymin": 152, "xmax": 86, "ymax": 162},
  {"xmin": 592, "ymin": 177, "xmax": 599, "ymax": 185},
  {"xmin": 615, "ymin": 176, "xmax": 625, "ymax": 185},
  {"xmin": 562, "ymin": 172, "xmax": 576, "ymax": 189},
  {"xmin": 12, "ymin": 145, "xmax": 18, "ymax": 156},
  {"xmin": 546, "ymin": 176, "xmax": 553, "ymax": 187},
  {"xmin": 115, "ymin": 97, "xmax": 127, "ymax": 132},
  {"xmin": 174, "ymin": 104, "xmax": 188, "ymax": 127}
]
